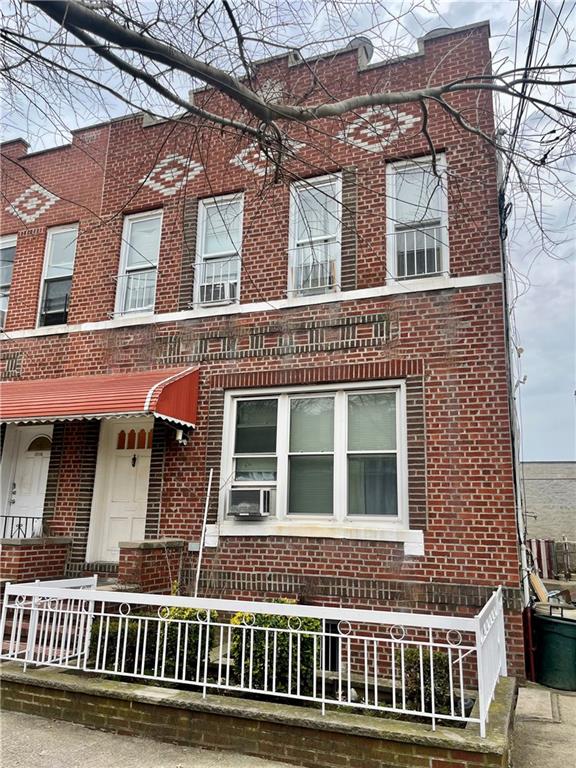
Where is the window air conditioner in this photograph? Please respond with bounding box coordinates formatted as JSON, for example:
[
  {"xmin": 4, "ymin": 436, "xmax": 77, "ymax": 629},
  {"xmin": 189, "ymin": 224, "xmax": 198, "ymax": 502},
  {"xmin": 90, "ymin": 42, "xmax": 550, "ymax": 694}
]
[{"xmin": 229, "ymin": 488, "xmax": 274, "ymax": 519}]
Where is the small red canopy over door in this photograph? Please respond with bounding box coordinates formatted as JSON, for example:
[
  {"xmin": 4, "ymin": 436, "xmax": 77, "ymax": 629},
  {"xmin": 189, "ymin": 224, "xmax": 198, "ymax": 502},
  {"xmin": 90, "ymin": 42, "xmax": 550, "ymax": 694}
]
[{"xmin": 0, "ymin": 367, "xmax": 200, "ymax": 427}]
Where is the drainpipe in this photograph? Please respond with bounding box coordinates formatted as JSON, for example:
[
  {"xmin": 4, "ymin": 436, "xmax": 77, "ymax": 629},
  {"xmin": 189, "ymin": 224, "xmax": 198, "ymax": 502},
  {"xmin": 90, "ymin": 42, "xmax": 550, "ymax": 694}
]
[{"xmin": 498, "ymin": 183, "xmax": 530, "ymax": 607}]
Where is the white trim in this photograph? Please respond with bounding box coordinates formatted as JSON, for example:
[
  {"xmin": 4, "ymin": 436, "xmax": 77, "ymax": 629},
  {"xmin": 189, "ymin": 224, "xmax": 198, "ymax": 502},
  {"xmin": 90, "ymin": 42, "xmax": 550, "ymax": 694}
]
[
  {"xmin": 194, "ymin": 193, "xmax": 244, "ymax": 306},
  {"xmin": 288, "ymin": 173, "xmax": 342, "ymax": 295},
  {"xmin": 2, "ymin": 272, "xmax": 503, "ymax": 340},
  {"xmin": 1, "ymin": 411, "xmax": 195, "ymax": 428},
  {"xmin": 207, "ymin": 520, "xmax": 424, "ymax": 551},
  {"xmin": 386, "ymin": 154, "xmax": 449, "ymax": 280},
  {"xmin": 0, "ymin": 234, "xmax": 17, "ymax": 330},
  {"xmin": 115, "ymin": 209, "xmax": 163, "ymax": 316},
  {"xmin": 36, "ymin": 223, "xmax": 79, "ymax": 328},
  {"xmin": 219, "ymin": 379, "xmax": 409, "ymax": 533}
]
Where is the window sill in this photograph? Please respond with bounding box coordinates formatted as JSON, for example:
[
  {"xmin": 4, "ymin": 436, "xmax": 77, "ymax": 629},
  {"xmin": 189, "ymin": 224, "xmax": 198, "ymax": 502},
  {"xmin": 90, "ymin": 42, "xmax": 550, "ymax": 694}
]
[{"xmin": 205, "ymin": 521, "xmax": 424, "ymax": 555}]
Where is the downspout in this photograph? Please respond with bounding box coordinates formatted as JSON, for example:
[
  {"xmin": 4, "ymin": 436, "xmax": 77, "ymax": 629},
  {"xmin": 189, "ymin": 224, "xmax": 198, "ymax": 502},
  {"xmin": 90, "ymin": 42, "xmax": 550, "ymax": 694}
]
[{"xmin": 497, "ymin": 176, "xmax": 531, "ymax": 607}]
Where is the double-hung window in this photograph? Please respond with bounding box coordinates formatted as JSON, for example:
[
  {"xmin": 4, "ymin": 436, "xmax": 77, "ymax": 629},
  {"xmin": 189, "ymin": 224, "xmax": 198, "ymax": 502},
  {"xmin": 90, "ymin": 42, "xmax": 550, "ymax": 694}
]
[
  {"xmin": 0, "ymin": 234, "xmax": 17, "ymax": 329},
  {"xmin": 116, "ymin": 210, "xmax": 162, "ymax": 314},
  {"xmin": 223, "ymin": 383, "xmax": 405, "ymax": 523},
  {"xmin": 38, "ymin": 225, "xmax": 78, "ymax": 326},
  {"xmin": 288, "ymin": 175, "xmax": 341, "ymax": 295},
  {"xmin": 387, "ymin": 155, "xmax": 448, "ymax": 279},
  {"xmin": 195, "ymin": 195, "xmax": 243, "ymax": 305}
]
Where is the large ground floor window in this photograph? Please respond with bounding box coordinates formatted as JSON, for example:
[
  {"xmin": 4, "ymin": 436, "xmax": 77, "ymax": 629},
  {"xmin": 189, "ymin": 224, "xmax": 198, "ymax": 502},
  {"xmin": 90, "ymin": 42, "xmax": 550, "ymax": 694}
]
[{"xmin": 220, "ymin": 381, "xmax": 407, "ymax": 524}]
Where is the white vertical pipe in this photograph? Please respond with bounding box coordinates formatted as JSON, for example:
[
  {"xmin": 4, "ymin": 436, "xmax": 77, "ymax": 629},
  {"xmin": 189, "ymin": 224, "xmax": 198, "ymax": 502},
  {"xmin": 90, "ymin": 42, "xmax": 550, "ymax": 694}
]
[{"xmin": 194, "ymin": 468, "xmax": 214, "ymax": 598}]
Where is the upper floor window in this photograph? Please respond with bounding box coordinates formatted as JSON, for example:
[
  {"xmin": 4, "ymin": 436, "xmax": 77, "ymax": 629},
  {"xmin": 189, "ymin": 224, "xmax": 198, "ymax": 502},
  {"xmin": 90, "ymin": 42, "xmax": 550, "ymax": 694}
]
[
  {"xmin": 221, "ymin": 382, "xmax": 406, "ymax": 524},
  {"xmin": 38, "ymin": 225, "xmax": 78, "ymax": 327},
  {"xmin": 386, "ymin": 156, "xmax": 448, "ymax": 280},
  {"xmin": 288, "ymin": 175, "xmax": 341, "ymax": 296},
  {"xmin": 116, "ymin": 210, "xmax": 162, "ymax": 315},
  {"xmin": 0, "ymin": 234, "xmax": 17, "ymax": 329},
  {"xmin": 195, "ymin": 195, "xmax": 243, "ymax": 305}
]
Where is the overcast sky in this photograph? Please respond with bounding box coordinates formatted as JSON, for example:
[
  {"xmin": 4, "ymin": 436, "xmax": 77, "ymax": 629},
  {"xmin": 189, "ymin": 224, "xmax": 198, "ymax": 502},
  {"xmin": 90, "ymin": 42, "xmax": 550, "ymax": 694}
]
[{"xmin": 3, "ymin": 1, "xmax": 575, "ymax": 461}]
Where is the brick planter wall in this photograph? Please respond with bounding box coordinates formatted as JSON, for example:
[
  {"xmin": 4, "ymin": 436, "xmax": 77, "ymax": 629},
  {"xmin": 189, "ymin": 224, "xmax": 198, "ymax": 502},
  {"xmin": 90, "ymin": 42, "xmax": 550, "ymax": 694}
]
[
  {"xmin": 118, "ymin": 539, "xmax": 186, "ymax": 593},
  {"xmin": 0, "ymin": 664, "xmax": 517, "ymax": 768},
  {"xmin": 0, "ymin": 537, "xmax": 72, "ymax": 583}
]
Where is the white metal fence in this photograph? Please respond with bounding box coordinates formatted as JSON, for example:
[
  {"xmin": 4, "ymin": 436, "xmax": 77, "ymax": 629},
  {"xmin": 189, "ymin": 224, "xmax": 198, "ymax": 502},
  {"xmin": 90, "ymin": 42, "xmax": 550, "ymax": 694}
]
[{"xmin": 0, "ymin": 579, "xmax": 507, "ymax": 736}]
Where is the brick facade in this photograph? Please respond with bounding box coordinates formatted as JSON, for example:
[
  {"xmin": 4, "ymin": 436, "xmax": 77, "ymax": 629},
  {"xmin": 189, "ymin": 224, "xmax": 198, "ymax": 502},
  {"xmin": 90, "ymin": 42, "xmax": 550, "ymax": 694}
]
[{"xmin": 1, "ymin": 22, "xmax": 524, "ymax": 675}]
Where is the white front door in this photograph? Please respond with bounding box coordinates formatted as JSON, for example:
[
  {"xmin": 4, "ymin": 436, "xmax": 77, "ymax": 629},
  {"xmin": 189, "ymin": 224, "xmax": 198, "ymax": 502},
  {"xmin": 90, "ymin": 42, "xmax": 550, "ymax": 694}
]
[
  {"xmin": 3, "ymin": 425, "xmax": 53, "ymax": 537},
  {"xmin": 89, "ymin": 420, "xmax": 153, "ymax": 562}
]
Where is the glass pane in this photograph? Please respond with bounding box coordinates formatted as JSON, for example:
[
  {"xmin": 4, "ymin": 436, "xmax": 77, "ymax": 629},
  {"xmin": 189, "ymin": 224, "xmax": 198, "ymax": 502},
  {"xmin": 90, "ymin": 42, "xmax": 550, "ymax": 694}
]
[
  {"xmin": 27, "ymin": 436, "xmax": 52, "ymax": 452},
  {"xmin": 42, "ymin": 278, "xmax": 71, "ymax": 316},
  {"xmin": 235, "ymin": 457, "xmax": 277, "ymax": 481},
  {"xmin": 348, "ymin": 392, "xmax": 396, "ymax": 451},
  {"xmin": 295, "ymin": 181, "xmax": 339, "ymax": 242},
  {"xmin": 203, "ymin": 199, "xmax": 242, "ymax": 255},
  {"xmin": 235, "ymin": 399, "xmax": 277, "ymax": 453},
  {"xmin": 395, "ymin": 166, "xmax": 441, "ymax": 224},
  {"xmin": 289, "ymin": 456, "xmax": 333, "ymax": 515},
  {"xmin": 290, "ymin": 397, "xmax": 334, "ymax": 452},
  {"xmin": 123, "ymin": 269, "xmax": 156, "ymax": 311},
  {"xmin": 348, "ymin": 455, "xmax": 397, "ymax": 516},
  {"xmin": 0, "ymin": 244, "xmax": 16, "ymax": 286},
  {"xmin": 126, "ymin": 216, "xmax": 161, "ymax": 268},
  {"xmin": 46, "ymin": 230, "xmax": 77, "ymax": 278}
]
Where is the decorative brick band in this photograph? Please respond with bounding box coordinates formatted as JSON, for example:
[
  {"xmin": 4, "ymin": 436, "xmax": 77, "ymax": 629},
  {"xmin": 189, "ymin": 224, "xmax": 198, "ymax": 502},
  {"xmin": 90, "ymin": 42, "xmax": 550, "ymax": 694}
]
[
  {"xmin": 43, "ymin": 422, "xmax": 65, "ymax": 529},
  {"xmin": 144, "ymin": 420, "xmax": 167, "ymax": 539},
  {"xmin": 193, "ymin": 569, "xmax": 524, "ymax": 612},
  {"xmin": 68, "ymin": 421, "xmax": 100, "ymax": 569},
  {"xmin": 210, "ymin": 358, "xmax": 423, "ymax": 390}
]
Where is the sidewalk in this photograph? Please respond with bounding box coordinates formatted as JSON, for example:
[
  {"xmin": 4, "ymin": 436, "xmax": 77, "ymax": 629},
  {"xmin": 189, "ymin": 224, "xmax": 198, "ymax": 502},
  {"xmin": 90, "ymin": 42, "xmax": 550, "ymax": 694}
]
[
  {"xmin": 512, "ymin": 685, "xmax": 576, "ymax": 767},
  {"xmin": 0, "ymin": 711, "xmax": 292, "ymax": 768}
]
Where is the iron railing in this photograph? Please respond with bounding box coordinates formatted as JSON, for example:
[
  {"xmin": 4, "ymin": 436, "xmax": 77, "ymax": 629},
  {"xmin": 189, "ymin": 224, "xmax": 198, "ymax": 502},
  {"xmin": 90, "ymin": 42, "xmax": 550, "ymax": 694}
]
[
  {"xmin": 116, "ymin": 269, "xmax": 157, "ymax": 313},
  {"xmin": 195, "ymin": 256, "xmax": 240, "ymax": 305},
  {"xmin": 0, "ymin": 515, "xmax": 43, "ymax": 539},
  {"xmin": 288, "ymin": 241, "xmax": 340, "ymax": 295},
  {"xmin": 395, "ymin": 223, "xmax": 445, "ymax": 278},
  {"xmin": 0, "ymin": 579, "xmax": 507, "ymax": 736}
]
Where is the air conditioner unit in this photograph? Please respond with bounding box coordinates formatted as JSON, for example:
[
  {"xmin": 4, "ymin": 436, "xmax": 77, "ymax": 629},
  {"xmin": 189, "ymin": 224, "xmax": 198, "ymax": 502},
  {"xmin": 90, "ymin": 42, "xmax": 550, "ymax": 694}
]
[{"xmin": 229, "ymin": 488, "xmax": 275, "ymax": 520}]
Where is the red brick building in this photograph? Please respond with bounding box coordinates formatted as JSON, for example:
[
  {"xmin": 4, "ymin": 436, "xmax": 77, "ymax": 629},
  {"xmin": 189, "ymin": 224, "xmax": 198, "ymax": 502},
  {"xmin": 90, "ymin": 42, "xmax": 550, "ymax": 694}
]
[{"xmin": 0, "ymin": 22, "xmax": 524, "ymax": 673}]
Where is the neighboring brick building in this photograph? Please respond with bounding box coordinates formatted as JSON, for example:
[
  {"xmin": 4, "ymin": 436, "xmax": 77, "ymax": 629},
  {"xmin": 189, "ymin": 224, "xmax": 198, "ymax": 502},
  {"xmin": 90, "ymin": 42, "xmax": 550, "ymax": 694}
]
[{"xmin": 0, "ymin": 23, "xmax": 524, "ymax": 673}]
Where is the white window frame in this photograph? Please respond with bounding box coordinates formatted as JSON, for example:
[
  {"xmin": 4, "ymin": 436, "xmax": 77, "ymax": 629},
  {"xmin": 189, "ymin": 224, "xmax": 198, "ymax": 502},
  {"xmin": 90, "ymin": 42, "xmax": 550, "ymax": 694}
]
[
  {"xmin": 0, "ymin": 233, "xmax": 17, "ymax": 329},
  {"xmin": 386, "ymin": 154, "xmax": 449, "ymax": 281},
  {"xmin": 195, "ymin": 193, "xmax": 243, "ymax": 306},
  {"xmin": 115, "ymin": 209, "xmax": 163, "ymax": 315},
  {"xmin": 219, "ymin": 380, "xmax": 408, "ymax": 530},
  {"xmin": 288, "ymin": 174, "xmax": 342, "ymax": 296},
  {"xmin": 37, "ymin": 224, "xmax": 78, "ymax": 328}
]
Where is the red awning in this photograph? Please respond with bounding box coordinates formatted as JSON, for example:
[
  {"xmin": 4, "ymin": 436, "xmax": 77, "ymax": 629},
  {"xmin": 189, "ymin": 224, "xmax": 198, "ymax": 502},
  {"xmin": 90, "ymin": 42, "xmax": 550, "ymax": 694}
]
[{"xmin": 0, "ymin": 367, "xmax": 200, "ymax": 427}]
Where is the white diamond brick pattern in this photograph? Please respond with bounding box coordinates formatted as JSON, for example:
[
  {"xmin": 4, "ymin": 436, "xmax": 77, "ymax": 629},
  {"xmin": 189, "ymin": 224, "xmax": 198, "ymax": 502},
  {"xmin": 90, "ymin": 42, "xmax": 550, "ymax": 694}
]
[
  {"xmin": 141, "ymin": 154, "xmax": 203, "ymax": 196},
  {"xmin": 337, "ymin": 106, "xmax": 421, "ymax": 152},
  {"xmin": 231, "ymin": 140, "xmax": 304, "ymax": 176},
  {"xmin": 6, "ymin": 183, "xmax": 59, "ymax": 224}
]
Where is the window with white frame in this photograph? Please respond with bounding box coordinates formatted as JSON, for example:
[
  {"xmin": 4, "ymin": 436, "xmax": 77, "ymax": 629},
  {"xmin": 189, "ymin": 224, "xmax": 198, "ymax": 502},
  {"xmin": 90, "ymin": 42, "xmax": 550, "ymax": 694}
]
[
  {"xmin": 0, "ymin": 234, "xmax": 17, "ymax": 329},
  {"xmin": 195, "ymin": 195, "xmax": 243, "ymax": 305},
  {"xmin": 116, "ymin": 210, "xmax": 162, "ymax": 314},
  {"xmin": 288, "ymin": 175, "xmax": 341, "ymax": 295},
  {"xmin": 386, "ymin": 156, "xmax": 448, "ymax": 280},
  {"xmin": 222, "ymin": 383, "xmax": 405, "ymax": 523},
  {"xmin": 38, "ymin": 225, "xmax": 78, "ymax": 327}
]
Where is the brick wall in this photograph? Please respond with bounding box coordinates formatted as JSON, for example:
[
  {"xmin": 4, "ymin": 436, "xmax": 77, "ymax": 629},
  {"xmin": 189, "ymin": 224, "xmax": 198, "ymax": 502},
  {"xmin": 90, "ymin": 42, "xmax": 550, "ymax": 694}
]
[
  {"xmin": 0, "ymin": 24, "xmax": 523, "ymax": 670},
  {"xmin": 0, "ymin": 667, "xmax": 516, "ymax": 768},
  {"xmin": 118, "ymin": 540, "xmax": 186, "ymax": 593},
  {"xmin": 0, "ymin": 538, "xmax": 72, "ymax": 582}
]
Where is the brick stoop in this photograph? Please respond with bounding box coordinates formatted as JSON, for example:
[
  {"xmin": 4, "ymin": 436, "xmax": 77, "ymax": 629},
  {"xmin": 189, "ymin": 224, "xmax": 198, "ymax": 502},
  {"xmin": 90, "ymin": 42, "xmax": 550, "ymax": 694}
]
[{"xmin": 0, "ymin": 663, "xmax": 516, "ymax": 768}]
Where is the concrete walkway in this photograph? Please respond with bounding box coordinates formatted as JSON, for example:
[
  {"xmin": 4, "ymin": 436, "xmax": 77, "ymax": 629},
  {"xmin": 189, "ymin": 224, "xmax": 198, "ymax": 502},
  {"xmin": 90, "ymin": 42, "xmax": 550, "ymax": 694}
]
[
  {"xmin": 512, "ymin": 685, "xmax": 576, "ymax": 767},
  {"xmin": 0, "ymin": 711, "xmax": 292, "ymax": 768}
]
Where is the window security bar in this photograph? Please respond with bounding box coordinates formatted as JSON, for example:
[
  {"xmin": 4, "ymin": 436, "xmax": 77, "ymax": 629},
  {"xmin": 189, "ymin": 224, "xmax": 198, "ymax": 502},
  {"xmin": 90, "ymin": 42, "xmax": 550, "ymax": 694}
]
[{"xmin": 395, "ymin": 223, "xmax": 445, "ymax": 279}]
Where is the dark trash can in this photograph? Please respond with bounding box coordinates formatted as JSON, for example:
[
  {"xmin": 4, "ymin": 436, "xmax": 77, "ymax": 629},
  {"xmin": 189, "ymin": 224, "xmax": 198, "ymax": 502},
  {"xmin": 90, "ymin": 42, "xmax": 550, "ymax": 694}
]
[{"xmin": 533, "ymin": 609, "xmax": 576, "ymax": 691}]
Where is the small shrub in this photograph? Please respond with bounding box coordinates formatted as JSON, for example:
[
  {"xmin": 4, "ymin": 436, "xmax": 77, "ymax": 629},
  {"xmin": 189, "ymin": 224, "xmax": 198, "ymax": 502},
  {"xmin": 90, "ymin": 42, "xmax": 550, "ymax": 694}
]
[
  {"xmin": 230, "ymin": 601, "xmax": 321, "ymax": 697},
  {"xmin": 398, "ymin": 647, "xmax": 451, "ymax": 714},
  {"xmin": 89, "ymin": 606, "xmax": 217, "ymax": 683}
]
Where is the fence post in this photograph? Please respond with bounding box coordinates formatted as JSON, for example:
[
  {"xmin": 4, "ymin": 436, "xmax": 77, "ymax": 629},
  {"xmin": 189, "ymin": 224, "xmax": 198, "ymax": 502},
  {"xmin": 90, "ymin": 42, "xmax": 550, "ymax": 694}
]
[
  {"xmin": 497, "ymin": 587, "xmax": 508, "ymax": 677},
  {"xmin": 0, "ymin": 581, "xmax": 11, "ymax": 657},
  {"xmin": 475, "ymin": 615, "xmax": 487, "ymax": 738},
  {"xmin": 24, "ymin": 580, "xmax": 41, "ymax": 671}
]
